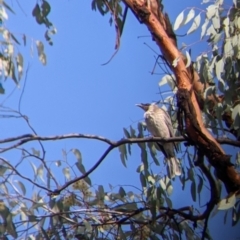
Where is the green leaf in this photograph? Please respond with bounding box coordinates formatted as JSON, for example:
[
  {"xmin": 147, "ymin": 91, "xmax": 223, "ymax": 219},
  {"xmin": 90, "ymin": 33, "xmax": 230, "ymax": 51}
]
[
  {"xmin": 91, "ymin": 0, "xmax": 97, "ymax": 10},
  {"xmin": 118, "ymin": 145, "xmax": 127, "ymax": 167},
  {"xmin": 84, "ymin": 177, "xmax": 92, "ymax": 186},
  {"xmin": 165, "ymin": 196, "xmax": 172, "ymax": 208},
  {"xmin": 0, "ymin": 83, "xmax": 5, "ymax": 94},
  {"xmin": 127, "ymin": 191, "xmax": 134, "ymax": 201},
  {"xmin": 44, "ymin": 30, "xmax": 51, "ymax": 42},
  {"xmin": 118, "ymin": 226, "xmax": 127, "ymax": 240},
  {"xmin": 224, "ymin": 210, "xmax": 228, "ymax": 224},
  {"xmin": 41, "ymin": 0, "xmax": 51, "ymax": 17},
  {"xmin": 36, "ymin": 14, "xmax": 44, "ymax": 24},
  {"xmin": 32, "ymin": 147, "xmax": 40, "ymax": 157},
  {"xmin": 10, "ymin": 33, "xmax": 20, "ymax": 45},
  {"xmin": 224, "ymin": 38, "xmax": 233, "ymax": 58},
  {"xmin": 123, "ymin": 128, "xmax": 130, "ymax": 138},
  {"xmin": 84, "ymin": 220, "xmax": 92, "ymax": 232},
  {"xmin": 201, "ymin": 18, "xmax": 210, "ymax": 39},
  {"xmin": 0, "ymin": 165, "xmax": 9, "ymax": 176},
  {"xmin": 215, "ymin": 58, "xmax": 225, "ymax": 90},
  {"xmin": 218, "ymin": 194, "xmax": 236, "ymax": 210},
  {"xmin": 206, "ymin": 4, "xmax": 217, "ymax": 19},
  {"xmin": 28, "ymin": 215, "xmax": 38, "ymax": 222},
  {"xmin": 36, "ymin": 40, "xmax": 47, "ymax": 65},
  {"xmin": 140, "ymin": 172, "xmax": 146, "ymax": 188},
  {"xmin": 15, "ymin": 180, "xmax": 26, "ymax": 195},
  {"xmin": 37, "ymin": 164, "xmax": 44, "ymax": 180},
  {"xmin": 159, "ymin": 178, "xmax": 166, "ymax": 190},
  {"xmin": 75, "ymin": 162, "xmax": 86, "ymax": 174},
  {"xmin": 147, "ymin": 175, "xmax": 155, "ymax": 185},
  {"xmin": 9, "ymin": 60, "xmax": 18, "ymax": 85},
  {"xmin": 96, "ymin": 0, "xmax": 106, "ymax": 15},
  {"xmin": 148, "ymin": 142, "xmax": 160, "ymax": 166},
  {"xmin": 6, "ymin": 214, "xmax": 17, "ymax": 238},
  {"xmin": 127, "ymin": 143, "xmax": 131, "ymax": 156},
  {"xmin": 197, "ymin": 175, "xmax": 203, "ymax": 203},
  {"xmin": 130, "ymin": 125, "xmax": 136, "ymax": 137},
  {"xmin": 167, "ymin": 185, "xmax": 173, "ymax": 196},
  {"xmin": 156, "ymin": 186, "xmax": 163, "ymax": 201},
  {"xmin": 41, "ymin": 227, "xmax": 51, "ymax": 240},
  {"xmin": 16, "ymin": 53, "xmax": 23, "ymax": 80},
  {"xmin": 119, "ymin": 187, "xmax": 126, "ymax": 197},
  {"xmin": 39, "ymin": 52, "xmax": 47, "ymax": 65},
  {"xmin": 29, "ymin": 161, "xmax": 37, "ymax": 180},
  {"xmin": 187, "ymin": 13, "xmax": 201, "ymax": 35},
  {"xmin": 55, "ymin": 160, "xmax": 61, "ymax": 167},
  {"xmin": 185, "ymin": 51, "xmax": 191, "ymax": 68},
  {"xmin": 232, "ymin": 104, "xmax": 240, "ymax": 132},
  {"xmin": 136, "ymin": 163, "xmax": 144, "ymax": 173},
  {"xmin": 159, "ymin": 74, "xmax": 177, "ymax": 92},
  {"xmin": 172, "ymin": 56, "xmax": 180, "ymax": 67},
  {"xmin": 141, "ymin": 148, "xmax": 148, "ymax": 171},
  {"xmin": 173, "ymin": 10, "xmax": 184, "ymax": 30},
  {"xmin": 231, "ymin": 207, "xmax": 239, "ymax": 226},
  {"xmin": 0, "ymin": 200, "xmax": 10, "ymax": 219},
  {"xmin": 149, "ymin": 199, "xmax": 157, "ymax": 220},
  {"xmin": 137, "ymin": 122, "xmax": 144, "ymax": 137},
  {"xmin": 235, "ymin": 152, "xmax": 240, "ymax": 167},
  {"xmin": 204, "ymin": 86, "xmax": 216, "ymax": 100},
  {"xmin": 123, "ymin": 128, "xmax": 131, "ymax": 155},
  {"xmin": 187, "ymin": 152, "xmax": 194, "ymax": 168},
  {"xmin": 62, "ymin": 167, "xmax": 71, "ymax": 180},
  {"xmin": 72, "ymin": 148, "xmax": 82, "ymax": 163},
  {"xmin": 197, "ymin": 175, "xmax": 203, "ymax": 193},
  {"xmin": 183, "ymin": 8, "xmax": 195, "ymax": 25},
  {"xmin": 32, "ymin": 4, "xmax": 41, "ymax": 17},
  {"xmin": 187, "ymin": 168, "xmax": 194, "ymax": 181},
  {"xmin": 98, "ymin": 185, "xmax": 104, "ymax": 199},
  {"xmin": 22, "ymin": 34, "xmax": 26, "ymax": 46},
  {"xmin": 191, "ymin": 180, "xmax": 196, "ymax": 202}
]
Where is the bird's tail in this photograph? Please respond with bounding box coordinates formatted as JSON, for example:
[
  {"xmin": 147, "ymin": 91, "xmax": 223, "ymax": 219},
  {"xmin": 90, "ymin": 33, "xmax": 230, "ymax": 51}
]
[{"xmin": 167, "ymin": 157, "xmax": 182, "ymax": 179}]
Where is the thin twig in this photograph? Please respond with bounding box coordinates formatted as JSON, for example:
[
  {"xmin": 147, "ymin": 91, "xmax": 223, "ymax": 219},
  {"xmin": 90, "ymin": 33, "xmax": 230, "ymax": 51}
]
[{"xmin": 0, "ymin": 157, "xmax": 50, "ymax": 192}]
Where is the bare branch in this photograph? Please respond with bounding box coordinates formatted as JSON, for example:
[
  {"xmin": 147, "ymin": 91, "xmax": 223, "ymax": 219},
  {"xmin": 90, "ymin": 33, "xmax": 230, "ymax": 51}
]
[{"xmin": 0, "ymin": 133, "xmax": 240, "ymax": 153}]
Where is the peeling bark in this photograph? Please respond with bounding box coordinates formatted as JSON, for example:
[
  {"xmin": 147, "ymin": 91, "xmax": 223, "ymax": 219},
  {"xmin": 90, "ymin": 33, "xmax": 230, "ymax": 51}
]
[{"xmin": 123, "ymin": 0, "xmax": 240, "ymax": 193}]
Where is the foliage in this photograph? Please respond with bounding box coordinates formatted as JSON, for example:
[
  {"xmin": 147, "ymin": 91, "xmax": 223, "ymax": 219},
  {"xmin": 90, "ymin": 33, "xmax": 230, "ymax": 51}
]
[
  {"xmin": 0, "ymin": 0, "xmax": 239, "ymax": 240},
  {"xmin": 0, "ymin": 0, "xmax": 56, "ymax": 93}
]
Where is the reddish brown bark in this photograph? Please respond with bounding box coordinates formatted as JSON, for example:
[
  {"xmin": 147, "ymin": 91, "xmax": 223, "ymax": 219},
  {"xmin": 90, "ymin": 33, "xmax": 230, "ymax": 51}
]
[{"xmin": 124, "ymin": 0, "xmax": 240, "ymax": 193}]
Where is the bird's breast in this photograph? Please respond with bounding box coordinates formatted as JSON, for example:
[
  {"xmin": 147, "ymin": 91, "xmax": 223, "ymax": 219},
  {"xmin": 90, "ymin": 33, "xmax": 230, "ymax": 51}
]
[{"xmin": 144, "ymin": 111, "xmax": 170, "ymax": 137}]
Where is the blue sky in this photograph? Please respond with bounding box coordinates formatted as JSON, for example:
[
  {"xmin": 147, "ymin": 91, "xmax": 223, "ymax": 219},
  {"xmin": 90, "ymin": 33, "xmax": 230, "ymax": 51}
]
[{"xmin": 0, "ymin": 0, "xmax": 239, "ymax": 239}]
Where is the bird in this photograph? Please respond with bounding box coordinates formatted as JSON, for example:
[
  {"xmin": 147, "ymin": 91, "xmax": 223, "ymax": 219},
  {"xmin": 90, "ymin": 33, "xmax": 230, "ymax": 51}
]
[{"xmin": 136, "ymin": 102, "xmax": 181, "ymax": 178}]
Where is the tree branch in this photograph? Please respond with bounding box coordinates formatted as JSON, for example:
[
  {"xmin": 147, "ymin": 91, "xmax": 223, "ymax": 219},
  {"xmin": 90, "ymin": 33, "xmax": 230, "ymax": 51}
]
[{"xmin": 0, "ymin": 133, "xmax": 240, "ymax": 153}]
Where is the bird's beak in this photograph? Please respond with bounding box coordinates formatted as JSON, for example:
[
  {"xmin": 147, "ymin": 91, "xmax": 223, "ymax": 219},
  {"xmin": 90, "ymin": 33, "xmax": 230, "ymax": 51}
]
[
  {"xmin": 135, "ymin": 103, "xmax": 146, "ymax": 111},
  {"xmin": 135, "ymin": 103, "xmax": 143, "ymax": 108}
]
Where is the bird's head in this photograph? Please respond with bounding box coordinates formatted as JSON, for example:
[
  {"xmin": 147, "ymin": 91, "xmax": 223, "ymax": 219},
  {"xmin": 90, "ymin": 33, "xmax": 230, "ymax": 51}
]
[{"xmin": 136, "ymin": 103, "xmax": 157, "ymax": 112}]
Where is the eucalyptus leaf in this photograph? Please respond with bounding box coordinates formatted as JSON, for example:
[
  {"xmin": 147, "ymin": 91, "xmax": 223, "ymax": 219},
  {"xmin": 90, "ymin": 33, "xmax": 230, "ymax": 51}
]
[{"xmin": 218, "ymin": 194, "xmax": 236, "ymax": 210}]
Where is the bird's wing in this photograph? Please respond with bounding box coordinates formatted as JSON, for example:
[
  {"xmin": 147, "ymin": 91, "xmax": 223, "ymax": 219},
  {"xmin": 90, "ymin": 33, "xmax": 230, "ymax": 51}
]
[
  {"xmin": 161, "ymin": 108, "xmax": 179, "ymax": 152},
  {"xmin": 161, "ymin": 108, "xmax": 175, "ymax": 137}
]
